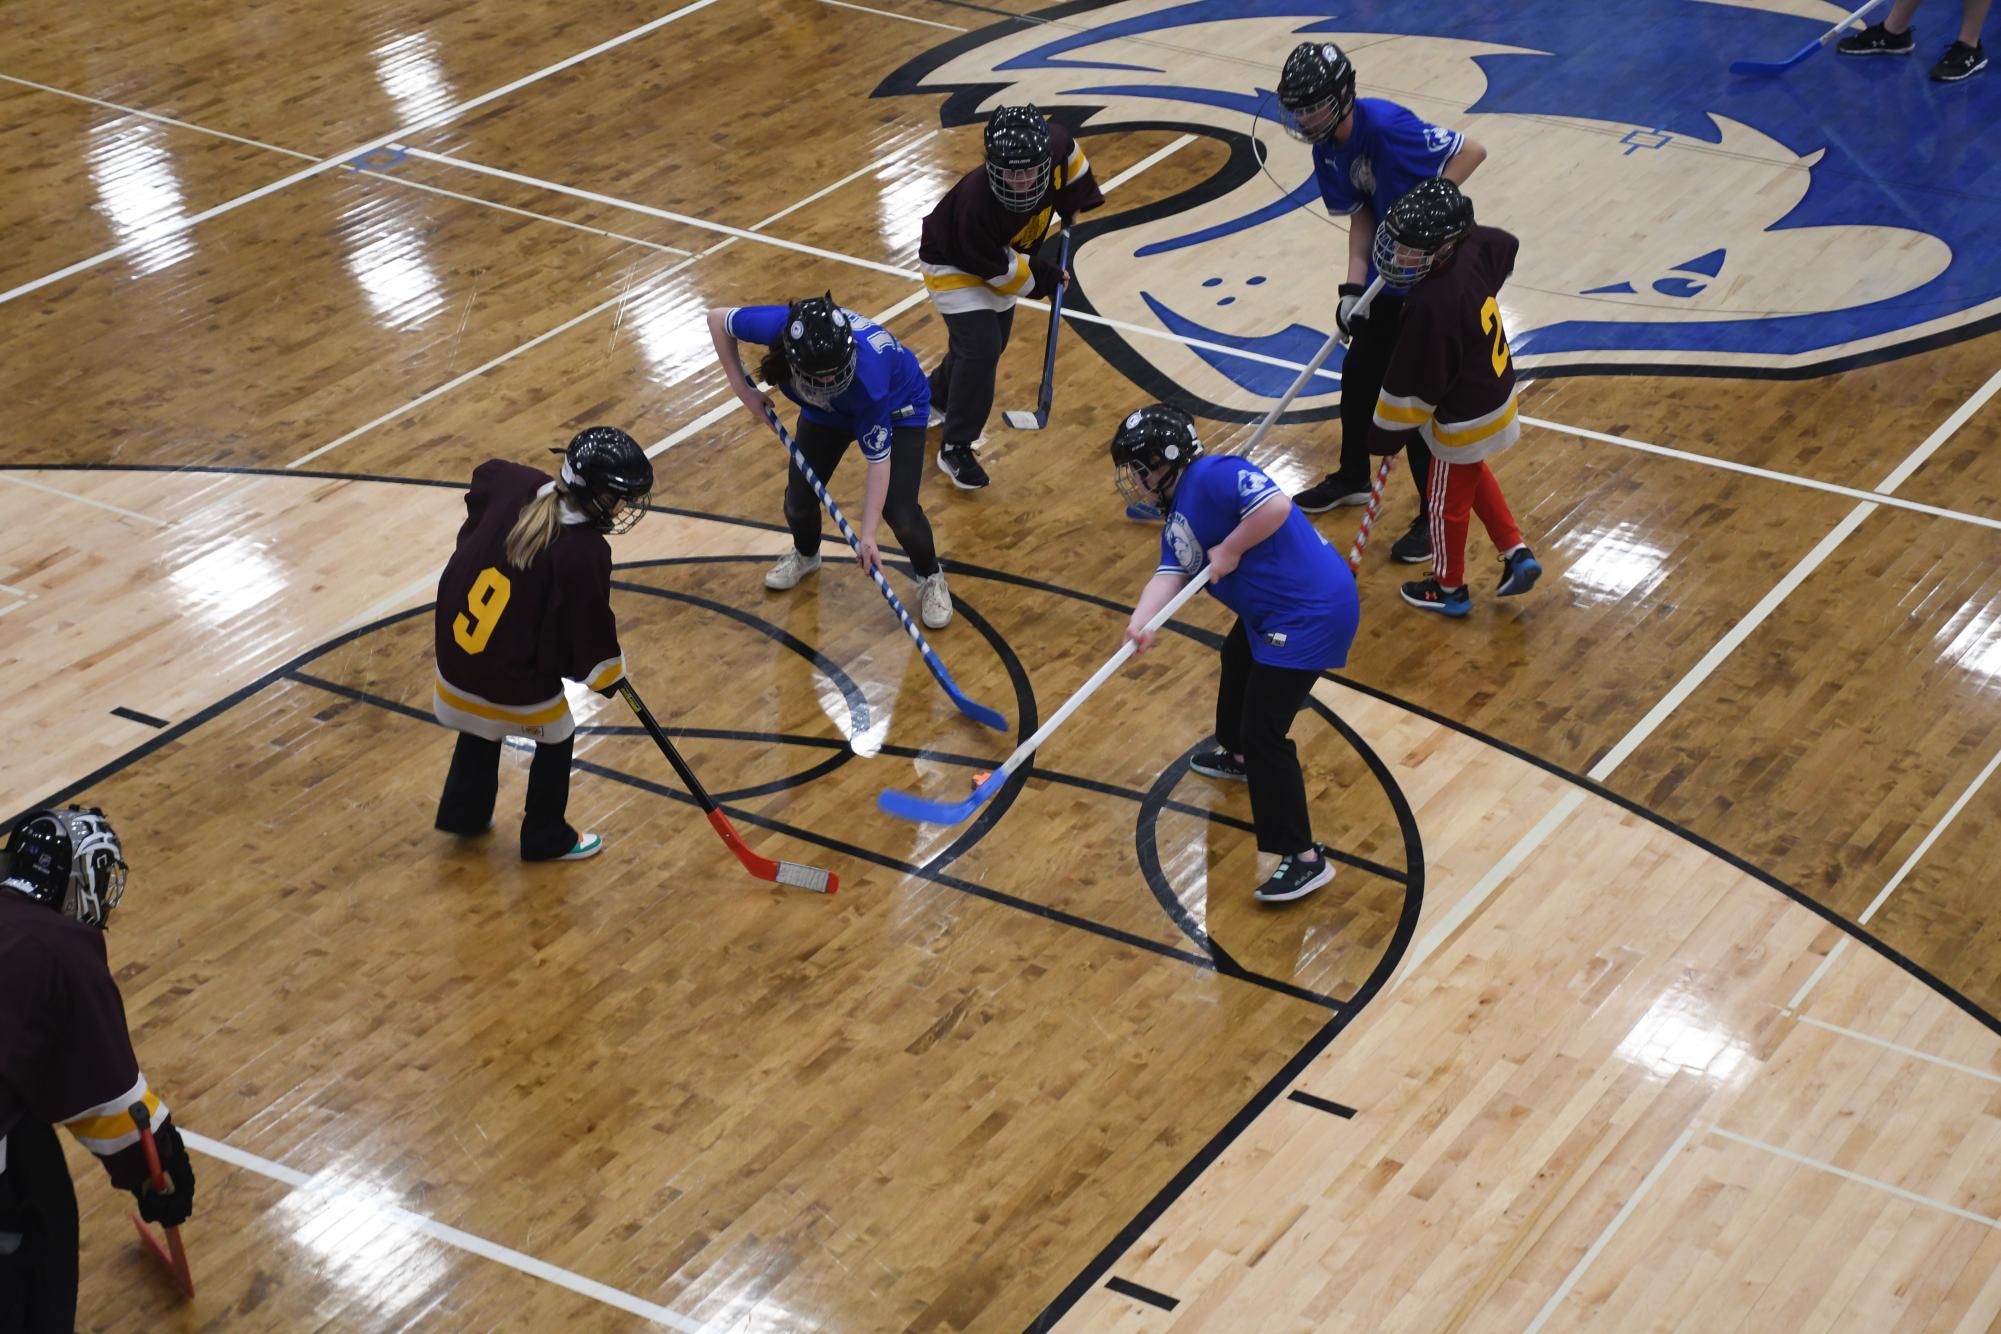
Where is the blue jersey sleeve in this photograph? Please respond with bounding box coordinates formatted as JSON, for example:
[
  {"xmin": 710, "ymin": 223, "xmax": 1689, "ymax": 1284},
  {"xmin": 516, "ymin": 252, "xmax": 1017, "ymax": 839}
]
[
  {"xmin": 724, "ymin": 304, "xmax": 787, "ymax": 346},
  {"xmin": 1312, "ymin": 144, "xmax": 1359, "ymax": 217},
  {"xmin": 1230, "ymin": 460, "xmax": 1283, "ymax": 520},
  {"xmin": 1377, "ymin": 103, "xmax": 1463, "ymax": 181}
]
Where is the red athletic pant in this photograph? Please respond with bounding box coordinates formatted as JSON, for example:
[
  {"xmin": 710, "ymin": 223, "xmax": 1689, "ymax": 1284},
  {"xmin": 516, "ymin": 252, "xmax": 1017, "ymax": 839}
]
[{"xmin": 1427, "ymin": 457, "xmax": 1523, "ymax": 589}]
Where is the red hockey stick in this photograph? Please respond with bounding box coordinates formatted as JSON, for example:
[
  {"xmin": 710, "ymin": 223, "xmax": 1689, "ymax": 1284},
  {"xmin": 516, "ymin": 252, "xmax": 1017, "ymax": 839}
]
[
  {"xmin": 618, "ymin": 682, "xmax": 838, "ymax": 893},
  {"xmin": 128, "ymin": 1102, "xmax": 194, "ymax": 1300}
]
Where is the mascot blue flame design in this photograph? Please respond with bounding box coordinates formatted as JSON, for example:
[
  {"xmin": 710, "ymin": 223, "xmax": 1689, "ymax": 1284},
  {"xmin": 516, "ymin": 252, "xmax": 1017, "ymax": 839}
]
[{"xmin": 876, "ymin": 0, "xmax": 2001, "ymax": 417}]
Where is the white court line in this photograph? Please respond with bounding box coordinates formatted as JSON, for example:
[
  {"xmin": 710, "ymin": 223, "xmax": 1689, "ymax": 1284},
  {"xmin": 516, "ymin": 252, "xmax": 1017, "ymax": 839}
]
[
  {"xmin": 0, "ymin": 472, "xmax": 170, "ymax": 526},
  {"xmin": 0, "ymin": 0, "xmax": 728, "ymax": 307},
  {"xmin": 181, "ymin": 1130, "xmax": 707, "ymax": 1331},
  {"xmin": 1784, "ymin": 736, "xmax": 2001, "ymax": 1012},
  {"xmin": 287, "ymin": 132, "xmax": 941, "ymax": 469},
  {"xmin": 397, "ymin": 146, "xmax": 1348, "ymax": 389},
  {"xmin": 1707, "ymin": 1124, "xmax": 2001, "ymax": 1230},
  {"xmin": 0, "ymin": 72, "xmax": 313, "ymax": 157},
  {"xmin": 0, "ymin": 581, "xmax": 38, "ymax": 599},
  {"xmin": 1395, "ymin": 363, "xmax": 2001, "ymax": 988},
  {"xmin": 1793, "ymin": 1015, "xmax": 2001, "ymax": 1088},
  {"xmin": 1098, "ymin": 133, "xmax": 1197, "ymax": 193},
  {"xmin": 818, "ymin": 0, "xmax": 966, "ymax": 29},
  {"xmin": 1523, "ymin": 1124, "xmax": 1696, "ymax": 1334}
]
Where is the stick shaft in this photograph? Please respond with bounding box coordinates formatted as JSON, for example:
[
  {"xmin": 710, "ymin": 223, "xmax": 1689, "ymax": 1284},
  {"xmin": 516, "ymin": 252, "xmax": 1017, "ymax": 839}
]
[
  {"xmin": 1819, "ymin": 0, "xmax": 1889, "ymax": 45},
  {"xmin": 1346, "ymin": 454, "xmax": 1400, "ymax": 568},
  {"xmin": 1034, "ymin": 232, "xmax": 1069, "ymax": 413},
  {"xmin": 618, "ymin": 681, "xmax": 719, "ymax": 813}
]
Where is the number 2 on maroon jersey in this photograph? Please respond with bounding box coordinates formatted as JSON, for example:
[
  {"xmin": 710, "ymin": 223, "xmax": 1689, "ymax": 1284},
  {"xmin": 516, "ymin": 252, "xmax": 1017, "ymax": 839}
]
[
  {"xmin": 1480, "ymin": 296, "xmax": 1511, "ymax": 377},
  {"xmin": 453, "ymin": 567, "xmax": 512, "ymax": 654}
]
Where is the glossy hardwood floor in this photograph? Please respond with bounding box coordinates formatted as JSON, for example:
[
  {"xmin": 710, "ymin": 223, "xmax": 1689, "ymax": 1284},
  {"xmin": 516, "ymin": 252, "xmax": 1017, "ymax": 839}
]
[{"xmin": 5, "ymin": 0, "xmax": 1999, "ymax": 1329}]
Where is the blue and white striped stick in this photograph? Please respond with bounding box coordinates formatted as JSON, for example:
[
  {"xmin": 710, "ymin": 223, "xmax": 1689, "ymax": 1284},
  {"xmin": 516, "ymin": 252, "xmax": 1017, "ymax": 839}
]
[{"xmin": 760, "ymin": 404, "xmax": 1008, "ymax": 732}]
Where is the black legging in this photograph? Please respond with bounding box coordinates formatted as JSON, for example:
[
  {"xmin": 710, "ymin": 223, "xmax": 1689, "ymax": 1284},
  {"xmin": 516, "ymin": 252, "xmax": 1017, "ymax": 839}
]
[
  {"xmin": 0, "ymin": 1120, "xmax": 79, "ymax": 1334},
  {"xmin": 1338, "ymin": 295, "xmax": 1433, "ymax": 512},
  {"xmin": 1214, "ymin": 620, "xmax": 1323, "ymax": 856},
  {"xmin": 435, "ymin": 731, "xmax": 579, "ymax": 860},
  {"xmin": 927, "ymin": 306, "xmax": 1017, "ymax": 445},
  {"xmin": 783, "ymin": 418, "xmax": 940, "ymax": 576}
]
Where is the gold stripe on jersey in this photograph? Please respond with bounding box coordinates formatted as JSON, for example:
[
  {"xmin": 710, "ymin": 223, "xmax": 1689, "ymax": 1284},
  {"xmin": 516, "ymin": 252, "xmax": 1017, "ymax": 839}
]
[
  {"xmin": 921, "ymin": 252, "xmax": 1033, "ymax": 298},
  {"xmin": 433, "ymin": 672, "xmax": 570, "ymax": 727},
  {"xmin": 1429, "ymin": 395, "xmax": 1519, "ymax": 449},
  {"xmin": 1373, "ymin": 392, "xmax": 1436, "ymax": 429},
  {"xmin": 64, "ymin": 1075, "xmax": 164, "ymax": 1156},
  {"xmin": 583, "ymin": 654, "xmax": 626, "ymax": 692}
]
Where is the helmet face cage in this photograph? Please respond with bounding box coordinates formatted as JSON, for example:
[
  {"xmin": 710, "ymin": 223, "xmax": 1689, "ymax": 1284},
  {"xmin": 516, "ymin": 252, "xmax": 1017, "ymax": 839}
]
[
  {"xmin": 3, "ymin": 807, "xmax": 127, "ymax": 927},
  {"xmin": 985, "ymin": 107, "xmax": 1053, "ymax": 212},
  {"xmin": 1373, "ymin": 224, "xmax": 1442, "ymax": 289},
  {"xmin": 783, "ymin": 302, "xmax": 858, "ymax": 408},
  {"xmin": 1277, "ymin": 43, "xmax": 1355, "ymax": 144}
]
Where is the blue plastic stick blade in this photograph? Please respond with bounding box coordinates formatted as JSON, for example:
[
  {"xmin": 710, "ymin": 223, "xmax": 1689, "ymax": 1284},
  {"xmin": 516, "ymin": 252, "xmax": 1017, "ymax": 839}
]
[
  {"xmin": 1729, "ymin": 40, "xmax": 1814, "ymax": 74},
  {"xmin": 877, "ymin": 771, "xmax": 1004, "ymax": 825},
  {"xmin": 924, "ymin": 652, "xmax": 1008, "ymax": 731}
]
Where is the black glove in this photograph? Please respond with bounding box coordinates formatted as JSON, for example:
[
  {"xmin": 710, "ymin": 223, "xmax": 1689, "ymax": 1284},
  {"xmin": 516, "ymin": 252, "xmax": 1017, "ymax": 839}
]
[
  {"xmin": 1366, "ymin": 424, "xmax": 1407, "ymax": 459},
  {"xmin": 133, "ymin": 1124, "xmax": 196, "ymax": 1228},
  {"xmin": 1336, "ymin": 282, "xmax": 1368, "ymax": 338},
  {"xmin": 1027, "ymin": 257, "xmax": 1063, "ymax": 300}
]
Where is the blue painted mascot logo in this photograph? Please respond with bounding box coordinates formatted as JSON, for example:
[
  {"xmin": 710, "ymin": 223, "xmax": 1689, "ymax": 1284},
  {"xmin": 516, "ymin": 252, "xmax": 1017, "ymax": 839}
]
[{"xmin": 877, "ymin": 0, "xmax": 2000, "ymax": 417}]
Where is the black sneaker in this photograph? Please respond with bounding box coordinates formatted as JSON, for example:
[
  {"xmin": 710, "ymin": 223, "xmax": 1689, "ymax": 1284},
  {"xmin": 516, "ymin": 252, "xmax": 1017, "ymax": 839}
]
[
  {"xmin": 1838, "ymin": 22, "xmax": 1915, "ymax": 55},
  {"xmin": 937, "ymin": 442, "xmax": 989, "ymax": 490},
  {"xmin": 1190, "ymin": 747, "xmax": 1248, "ymax": 781},
  {"xmin": 1254, "ymin": 846, "xmax": 1336, "ymax": 903},
  {"xmin": 1401, "ymin": 577, "xmax": 1472, "ymax": 617},
  {"xmin": 1294, "ymin": 472, "xmax": 1372, "ymax": 513},
  {"xmin": 1932, "ymin": 41, "xmax": 1987, "ymax": 80},
  {"xmin": 1389, "ymin": 513, "xmax": 1433, "ymax": 564},
  {"xmin": 1496, "ymin": 546, "xmax": 1542, "ymax": 597}
]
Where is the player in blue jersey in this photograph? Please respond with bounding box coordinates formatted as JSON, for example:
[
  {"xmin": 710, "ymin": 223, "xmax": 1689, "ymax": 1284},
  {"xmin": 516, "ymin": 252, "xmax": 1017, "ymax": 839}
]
[
  {"xmin": 1277, "ymin": 40, "xmax": 1488, "ymax": 566},
  {"xmin": 706, "ymin": 294, "xmax": 954, "ymax": 629},
  {"xmin": 1112, "ymin": 405, "xmax": 1361, "ymax": 904}
]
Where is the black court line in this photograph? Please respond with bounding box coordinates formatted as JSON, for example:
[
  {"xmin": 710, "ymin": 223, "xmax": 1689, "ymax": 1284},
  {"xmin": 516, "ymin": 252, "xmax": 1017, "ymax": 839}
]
[
  {"xmin": 1104, "ymin": 1276, "xmax": 1179, "ymax": 1311},
  {"xmin": 110, "ymin": 707, "xmax": 169, "ymax": 729},
  {"xmin": 1287, "ymin": 1090, "xmax": 1358, "ymax": 1119}
]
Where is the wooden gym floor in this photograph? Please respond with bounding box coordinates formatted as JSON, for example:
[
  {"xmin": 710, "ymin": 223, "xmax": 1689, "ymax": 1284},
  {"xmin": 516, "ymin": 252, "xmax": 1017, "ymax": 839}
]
[{"xmin": 4, "ymin": 0, "xmax": 2000, "ymax": 1329}]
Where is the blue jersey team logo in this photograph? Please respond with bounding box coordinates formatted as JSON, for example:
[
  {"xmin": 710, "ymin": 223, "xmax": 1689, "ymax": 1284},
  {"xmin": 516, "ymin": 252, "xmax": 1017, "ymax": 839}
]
[{"xmin": 878, "ymin": 0, "xmax": 2001, "ymax": 417}]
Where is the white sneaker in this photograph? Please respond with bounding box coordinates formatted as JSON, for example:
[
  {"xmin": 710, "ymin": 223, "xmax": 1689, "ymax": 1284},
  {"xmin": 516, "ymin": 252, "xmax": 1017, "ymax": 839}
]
[
  {"xmin": 764, "ymin": 550, "xmax": 821, "ymax": 590},
  {"xmin": 918, "ymin": 571, "xmax": 953, "ymax": 629},
  {"xmin": 927, "ymin": 406, "xmax": 945, "ymax": 428},
  {"xmin": 555, "ymin": 832, "xmax": 603, "ymax": 862}
]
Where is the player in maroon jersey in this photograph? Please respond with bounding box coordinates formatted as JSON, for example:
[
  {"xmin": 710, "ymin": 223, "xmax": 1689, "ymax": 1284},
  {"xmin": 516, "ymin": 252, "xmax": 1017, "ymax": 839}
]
[
  {"xmin": 918, "ymin": 105, "xmax": 1103, "ymax": 489},
  {"xmin": 432, "ymin": 427, "xmax": 653, "ymax": 860},
  {"xmin": 1366, "ymin": 181, "xmax": 1541, "ymax": 617},
  {"xmin": 1, "ymin": 807, "xmax": 194, "ymax": 1332}
]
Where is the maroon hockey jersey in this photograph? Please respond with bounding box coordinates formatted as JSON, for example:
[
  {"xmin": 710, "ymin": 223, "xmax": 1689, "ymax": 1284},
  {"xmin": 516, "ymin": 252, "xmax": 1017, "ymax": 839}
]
[
  {"xmin": 432, "ymin": 460, "xmax": 625, "ymax": 740},
  {"xmin": 0, "ymin": 892, "xmax": 169, "ymax": 1191},
  {"xmin": 1370, "ymin": 225, "xmax": 1523, "ymax": 464},
  {"xmin": 918, "ymin": 121, "xmax": 1104, "ymax": 310}
]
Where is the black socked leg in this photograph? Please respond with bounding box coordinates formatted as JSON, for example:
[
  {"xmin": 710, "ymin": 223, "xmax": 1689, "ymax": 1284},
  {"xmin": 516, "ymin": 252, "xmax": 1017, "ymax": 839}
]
[
  {"xmin": 0, "ymin": 1120, "xmax": 81, "ymax": 1334},
  {"xmin": 780, "ymin": 416, "xmax": 855, "ymax": 557},
  {"xmin": 1237, "ymin": 654, "xmax": 1321, "ymax": 856},
  {"xmin": 881, "ymin": 423, "xmax": 941, "ymax": 577},
  {"xmin": 938, "ymin": 307, "xmax": 1014, "ymax": 444},
  {"xmin": 521, "ymin": 734, "xmax": 580, "ymax": 860},
  {"xmin": 1336, "ymin": 296, "xmax": 1405, "ymax": 488},
  {"xmin": 436, "ymin": 732, "xmax": 501, "ymax": 835}
]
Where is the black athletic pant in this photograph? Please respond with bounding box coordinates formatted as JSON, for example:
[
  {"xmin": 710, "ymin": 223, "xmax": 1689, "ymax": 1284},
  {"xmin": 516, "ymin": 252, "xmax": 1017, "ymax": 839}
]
[
  {"xmin": 0, "ymin": 1120, "xmax": 80, "ymax": 1334},
  {"xmin": 435, "ymin": 731, "xmax": 579, "ymax": 860},
  {"xmin": 1215, "ymin": 620, "xmax": 1322, "ymax": 856},
  {"xmin": 926, "ymin": 306, "xmax": 1016, "ymax": 445},
  {"xmin": 1337, "ymin": 296, "xmax": 1433, "ymax": 513},
  {"xmin": 783, "ymin": 418, "xmax": 940, "ymax": 576}
]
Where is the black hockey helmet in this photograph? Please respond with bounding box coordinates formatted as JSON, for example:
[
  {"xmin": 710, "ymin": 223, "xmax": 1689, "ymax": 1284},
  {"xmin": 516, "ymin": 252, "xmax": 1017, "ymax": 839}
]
[
  {"xmin": 552, "ymin": 426, "xmax": 652, "ymax": 535},
  {"xmin": 1110, "ymin": 404, "xmax": 1203, "ymax": 508},
  {"xmin": 985, "ymin": 105, "xmax": 1053, "ymax": 213},
  {"xmin": 1374, "ymin": 179, "xmax": 1475, "ymax": 288},
  {"xmin": 1276, "ymin": 41, "xmax": 1356, "ymax": 145},
  {"xmin": 1, "ymin": 806, "xmax": 128, "ymax": 928},
  {"xmin": 781, "ymin": 294, "xmax": 859, "ymax": 408}
]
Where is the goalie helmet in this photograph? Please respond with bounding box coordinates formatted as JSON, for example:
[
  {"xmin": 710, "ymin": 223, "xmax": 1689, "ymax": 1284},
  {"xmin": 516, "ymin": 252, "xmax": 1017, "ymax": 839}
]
[
  {"xmin": 781, "ymin": 294, "xmax": 859, "ymax": 409},
  {"xmin": 1110, "ymin": 404, "xmax": 1203, "ymax": 509},
  {"xmin": 1374, "ymin": 179, "xmax": 1475, "ymax": 289},
  {"xmin": 985, "ymin": 105, "xmax": 1053, "ymax": 213},
  {"xmin": 1, "ymin": 806, "xmax": 129, "ymax": 928},
  {"xmin": 552, "ymin": 426, "xmax": 652, "ymax": 535},
  {"xmin": 1276, "ymin": 42, "xmax": 1356, "ymax": 145}
]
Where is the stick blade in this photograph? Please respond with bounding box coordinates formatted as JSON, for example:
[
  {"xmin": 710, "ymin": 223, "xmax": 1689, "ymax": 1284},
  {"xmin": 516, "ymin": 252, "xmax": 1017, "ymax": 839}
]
[
  {"xmin": 1730, "ymin": 41, "xmax": 1814, "ymax": 74},
  {"xmin": 877, "ymin": 774, "xmax": 997, "ymax": 826},
  {"xmin": 773, "ymin": 861, "xmax": 838, "ymax": 894},
  {"xmin": 951, "ymin": 691, "xmax": 1010, "ymax": 732},
  {"xmin": 1002, "ymin": 410, "xmax": 1044, "ymax": 431}
]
